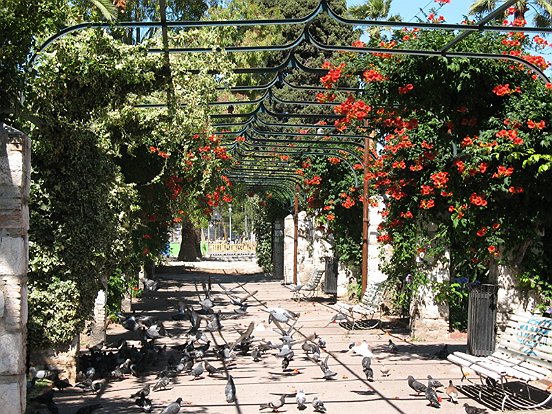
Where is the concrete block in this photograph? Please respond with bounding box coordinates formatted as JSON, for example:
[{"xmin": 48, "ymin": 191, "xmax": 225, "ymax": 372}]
[
  {"xmin": 0, "ymin": 379, "xmax": 25, "ymax": 414},
  {"xmin": 0, "ymin": 237, "xmax": 28, "ymax": 275},
  {"xmin": 0, "ymin": 333, "xmax": 24, "ymax": 375}
]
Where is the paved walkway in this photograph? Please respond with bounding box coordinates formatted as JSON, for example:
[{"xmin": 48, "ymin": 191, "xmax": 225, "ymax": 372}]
[{"xmin": 45, "ymin": 260, "xmax": 552, "ymax": 414}]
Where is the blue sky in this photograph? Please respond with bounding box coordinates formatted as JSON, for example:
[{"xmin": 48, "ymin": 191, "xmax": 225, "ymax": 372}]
[{"xmin": 346, "ymin": 0, "xmax": 472, "ymax": 24}]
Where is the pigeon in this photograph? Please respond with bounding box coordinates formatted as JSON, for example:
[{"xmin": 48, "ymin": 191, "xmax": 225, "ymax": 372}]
[
  {"xmin": 314, "ymin": 332, "xmax": 326, "ymax": 348},
  {"xmin": 130, "ymin": 383, "xmax": 151, "ymax": 398},
  {"xmin": 264, "ymin": 307, "xmax": 300, "ymax": 324},
  {"xmin": 259, "ymin": 394, "xmax": 286, "ymax": 411},
  {"xmin": 141, "ymin": 277, "xmax": 159, "ymax": 292},
  {"xmin": 74, "ymin": 404, "xmax": 102, "ymax": 414},
  {"xmin": 362, "ymin": 356, "xmax": 374, "ymax": 381},
  {"xmin": 380, "ymin": 363, "xmax": 390, "ymax": 377},
  {"xmin": 227, "ymin": 290, "xmax": 258, "ymax": 306},
  {"xmin": 312, "ymin": 396, "xmax": 327, "ymax": 412},
  {"xmin": 387, "ymin": 339, "xmax": 399, "ymax": 353},
  {"xmin": 52, "ymin": 373, "xmax": 72, "ymax": 391},
  {"xmin": 204, "ymin": 360, "xmax": 219, "ymax": 376},
  {"xmin": 326, "ymin": 312, "xmax": 349, "ymax": 326},
  {"xmin": 351, "ymin": 340, "xmax": 374, "ymax": 358},
  {"xmin": 427, "ymin": 375, "xmax": 444, "ymax": 389},
  {"xmin": 446, "ymin": 380, "xmax": 459, "ymax": 403},
  {"xmin": 191, "ymin": 362, "xmax": 204, "ymax": 380},
  {"xmin": 282, "ymin": 356, "xmax": 290, "ymax": 371},
  {"xmin": 302, "ymin": 341, "xmax": 320, "ymax": 356},
  {"xmin": 161, "ymin": 398, "xmax": 182, "ymax": 414},
  {"xmin": 463, "ymin": 403, "xmax": 488, "ymax": 414},
  {"xmin": 425, "ymin": 384, "xmax": 441, "ymax": 408},
  {"xmin": 407, "ymin": 375, "xmax": 427, "ymax": 395},
  {"xmin": 90, "ymin": 378, "xmax": 106, "ymax": 394},
  {"xmin": 320, "ymin": 361, "xmax": 337, "ymax": 380},
  {"xmin": 434, "ymin": 344, "xmax": 449, "ymax": 360},
  {"xmin": 225, "ymin": 375, "xmax": 237, "ymax": 403},
  {"xmin": 296, "ymin": 389, "xmax": 307, "ymax": 410},
  {"xmin": 251, "ymin": 347, "xmax": 262, "ymax": 362},
  {"xmin": 152, "ymin": 376, "xmax": 171, "ymax": 391}
]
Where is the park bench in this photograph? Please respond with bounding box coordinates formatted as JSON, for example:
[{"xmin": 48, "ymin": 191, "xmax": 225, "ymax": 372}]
[
  {"xmin": 331, "ymin": 280, "xmax": 386, "ymax": 330},
  {"xmin": 447, "ymin": 310, "xmax": 552, "ymax": 410}
]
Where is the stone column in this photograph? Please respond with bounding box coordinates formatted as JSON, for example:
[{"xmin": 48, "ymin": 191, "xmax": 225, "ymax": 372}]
[
  {"xmin": 409, "ymin": 250, "xmax": 451, "ymax": 340},
  {"xmin": 0, "ymin": 124, "xmax": 30, "ymax": 414}
]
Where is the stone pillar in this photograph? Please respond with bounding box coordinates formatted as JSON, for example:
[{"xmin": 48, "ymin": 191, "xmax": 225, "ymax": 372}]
[
  {"xmin": 409, "ymin": 250, "xmax": 451, "ymax": 340},
  {"xmin": 283, "ymin": 212, "xmax": 316, "ymax": 285},
  {"xmin": 0, "ymin": 124, "xmax": 30, "ymax": 414}
]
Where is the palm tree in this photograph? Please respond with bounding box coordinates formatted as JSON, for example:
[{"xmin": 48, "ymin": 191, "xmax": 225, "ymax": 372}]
[
  {"xmin": 349, "ymin": 0, "xmax": 401, "ymax": 39},
  {"xmin": 469, "ymin": 0, "xmax": 552, "ymax": 27},
  {"xmin": 90, "ymin": 0, "xmax": 119, "ymax": 20}
]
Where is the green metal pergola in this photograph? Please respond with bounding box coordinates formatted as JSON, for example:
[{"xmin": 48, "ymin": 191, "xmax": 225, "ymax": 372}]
[{"xmin": 29, "ymin": 0, "xmax": 552, "ymax": 292}]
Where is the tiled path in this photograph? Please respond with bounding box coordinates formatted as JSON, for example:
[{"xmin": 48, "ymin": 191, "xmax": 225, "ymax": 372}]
[{"xmin": 41, "ymin": 260, "xmax": 552, "ymax": 414}]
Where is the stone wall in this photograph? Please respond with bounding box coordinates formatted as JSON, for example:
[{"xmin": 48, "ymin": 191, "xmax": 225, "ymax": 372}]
[{"xmin": 0, "ymin": 124, "xmax": 30, "ymax": 414}]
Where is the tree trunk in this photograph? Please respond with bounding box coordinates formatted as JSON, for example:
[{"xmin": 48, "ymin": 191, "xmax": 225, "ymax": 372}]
[{"xmin": 177, "ymin": 216, "xmax": 202, "ymax": 261}]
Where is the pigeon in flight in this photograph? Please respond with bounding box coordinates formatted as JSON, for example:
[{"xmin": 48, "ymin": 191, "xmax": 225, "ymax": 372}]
[
  {"xmin": 463, "ymin": 403, "xmax": 488, "ymax": 414},
  {"xmin": 446, "ymin": 380, "xmax": 459, "ymax": 403},
  {"xmin": 160, "ymin": 398, "xmax": 182, "ymax": 414},
  {"xmin": 312, "ymin": 396, "xmax": 327, "ymax": 412},
  {"xmin": 259, "ymin": 394, "xmax": 286, "ymax": 411},
  {"xmin": 351, "ymin": 340, "xmax": 374, "ymax": 358},
  {"xmin": 225, "ymin": 375, "xmax": 237, "ymax": 403},
  {"xmin": 407, "ymin": 375, "xmax": 427, "ymax": 395}
]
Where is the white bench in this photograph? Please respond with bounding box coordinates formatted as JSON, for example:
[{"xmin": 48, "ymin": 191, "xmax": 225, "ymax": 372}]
[
  {"xmin": 332, "ymin": 281, "xmax": 386, "ymax": 329},
  {"xmin": 447, "ymin": 311, "xmax": 552, "ymax": 410}
]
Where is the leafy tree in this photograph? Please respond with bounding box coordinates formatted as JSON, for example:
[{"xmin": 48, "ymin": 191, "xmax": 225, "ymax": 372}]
[{"xmin": 469, "ymin": 0, "xmax": 552, "ymax": 27}]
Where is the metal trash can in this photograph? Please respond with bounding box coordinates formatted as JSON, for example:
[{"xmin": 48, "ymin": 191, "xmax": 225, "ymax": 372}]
[
  {"xmin": 323, "ymin": 257, "xmax": 338, "ymax": 294},
  {"xmin": 467, "ymin": 284, "xmax": 498, "ymax": 356}
]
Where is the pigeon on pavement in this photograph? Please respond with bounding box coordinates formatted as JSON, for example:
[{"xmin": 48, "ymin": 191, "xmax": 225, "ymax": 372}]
[
  {"xmin": 464, "ymin": 403, "xmax": 488, "ymax": 414},
  {"xmin": 160, "ymin": 398, "xmax": 182, "ymax": 414},
  {"xmin": 387, "ymin": 339, "xmax": 399, "ymax": 353},
  {"xmin": 362, "ymin": 356, "xmax": 374, "ymax": 381},
  {"xmin": 264, "ymin": 307, "xmax": 300, "ymax": 324},
  {"xmin": 407, "ymin": 375, "xmax": 427, "ymax": 395},
  {"xmin": 446, "ymin": 380, "xmax": 459, "ymax": 403},
  {"xmin": 312, "ymin": 396, "xmax": 327, "ymax": 413},
  {"xmin": 153, "ymin": 376, "xmax": 171, "ymax": 391},
  {"xmin": 427, "ymin": 375, "xmax": 444, "ymax": 389},
  {"xmin": 225, "ymin": 375, "xmax": 237, "ymax": 403},
  {"xmin": 380, "ymin": 363, "xmax": 390, "ymax": 377},
  {"xmin": 296, "ymin": 389, "xmax": 307, "ymax": 410},
  {"xmin": 425, "ymin": 384, "xmax": 441, "ymax": 408},
  {"xmin": 191, "ymin": 362, "xmax": 204, "ymax": 380},
  {"xmin": 259, "ymin": 394, "xmax": 286, "ymax": 411},
  {"xmin": 130, "ymin": 383, "xmax": 151, "ymax": 398}
]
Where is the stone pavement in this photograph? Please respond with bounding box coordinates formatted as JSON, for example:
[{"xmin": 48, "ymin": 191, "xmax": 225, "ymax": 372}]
[{"xmin": 42, "ymin": 260, "xmax": 552, "ymax": 414}]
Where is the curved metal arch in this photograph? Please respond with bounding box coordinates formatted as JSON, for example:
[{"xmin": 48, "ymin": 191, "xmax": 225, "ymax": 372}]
[{"xmin": 235, "ymin": 140, "xmax": 361, "ymax": 187}]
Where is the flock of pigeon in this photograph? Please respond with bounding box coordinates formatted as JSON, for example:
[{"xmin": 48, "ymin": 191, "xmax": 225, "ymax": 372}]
[{"xmin": 27, "ymin": 275, "xmax": 490, "ymax": 414}]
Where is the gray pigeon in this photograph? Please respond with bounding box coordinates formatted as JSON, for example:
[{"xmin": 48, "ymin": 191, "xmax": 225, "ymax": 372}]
[
  {"xmin": 388, "ymin": 339, "xmax": 399, "ymax": 353},
  {"xmin": 464, "ymin": 403, "xmax": 488, "ymax": 414},
  {"xmin": 152, "ymin": 376, "xmax": 171, "ymax": 391},
  {"xmin": 225, "ymin": 375, "xmax": 237, "ymax": 403},
  {"xmin": 191, "ymin": 362, "xmax": 204, "ymax": 380},
  {"xmin": 90, "ymin": 378, "xmax": 106, "ymax": 394},
  {"xmin": 130, "ymin": 383, "xmax": 150, "ymax": 398},
  {"xmin": 407, "ymin": 375, "xmax": 427, "ymax": 395},
  {"xmin": 312, "ymin": 396, "xmax": 327, "ymax": 413},
  {"xmin": 204, "ymin": 360, "xmax": 219, "ymax": 376},
  {"xmin": 362, "ymin": 356, "xmax": 374, "ymax": 381},
  {"xmin": 296, "ymin": 389, "xmax": 307, "ymax": 410},
  {"xmin": 264, "ymin": 307, "xmax": 300, "ymax": 324},
  {"xmin": 425, "ymin": 384, "xmax": 440, "ymax": 408},
  {"xmin": 160, "ymin": 398, "xmax": 182, "ymax": 414},
  {"xmin": 427, "ymin": 375, "xmax": 444, "ymax": 389},
  {"xmin": 259, "ymin": 394, "xmax": 286, "ymax": 411}
]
